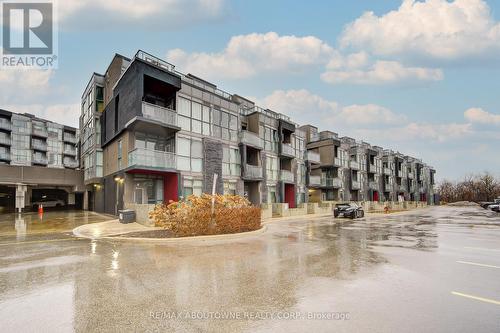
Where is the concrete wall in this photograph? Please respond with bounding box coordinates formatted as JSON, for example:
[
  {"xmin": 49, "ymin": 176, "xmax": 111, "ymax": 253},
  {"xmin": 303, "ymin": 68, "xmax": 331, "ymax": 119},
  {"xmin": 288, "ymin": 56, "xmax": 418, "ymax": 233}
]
[
  {"xmin": 125, "ymin": 202, "xmax": 155, "ymax": 226},
  {"xmin": 0, "ymin": 165, "xmax": 84, "ymax": 191}
]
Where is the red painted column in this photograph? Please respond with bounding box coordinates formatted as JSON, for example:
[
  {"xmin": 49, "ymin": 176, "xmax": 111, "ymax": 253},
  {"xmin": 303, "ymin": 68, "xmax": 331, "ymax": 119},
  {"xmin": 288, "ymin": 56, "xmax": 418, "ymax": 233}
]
[
  {"xmin": 164, "ymin": 172, "xmax": 178, "ymax": 203},
  {"xmin": 285, "ymin": 184, "xmax": 295, "ymax": 208}
]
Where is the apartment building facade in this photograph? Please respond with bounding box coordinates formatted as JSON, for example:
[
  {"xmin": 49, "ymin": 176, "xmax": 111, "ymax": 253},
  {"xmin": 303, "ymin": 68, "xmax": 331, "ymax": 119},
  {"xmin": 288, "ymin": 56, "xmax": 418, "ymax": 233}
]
[
  {"xmin": 0, "ymin": 109, "xmax": 83, "ymax": 211},
  {"xmin": 80, "ymin": 50, "xmax": 437, "ymax": 215}
]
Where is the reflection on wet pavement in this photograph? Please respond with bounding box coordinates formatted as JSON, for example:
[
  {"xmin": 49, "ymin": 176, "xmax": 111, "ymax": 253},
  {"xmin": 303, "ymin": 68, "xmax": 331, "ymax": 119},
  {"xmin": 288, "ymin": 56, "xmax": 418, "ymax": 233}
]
[{"xmin": 0, "ymin": 206, "xmax": 499, "ymax": 332}]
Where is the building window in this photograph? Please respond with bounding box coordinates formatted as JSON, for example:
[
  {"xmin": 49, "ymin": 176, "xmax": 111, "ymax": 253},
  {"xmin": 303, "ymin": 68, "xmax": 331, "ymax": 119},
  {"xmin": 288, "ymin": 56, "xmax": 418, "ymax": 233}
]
[
  {"xmin": 183, "ymin": 179, "xmax": 203, "ymax": 197},
  {"xmin": 211, "ymin": 107, "xmax": 237, "ymax": 142},
  {"xmin": 117, "ymin": 139, "xmax": 122, "ymax": 169},
  {"xmin": 133, "ymin": 175, "xmax": 164, "ymax": 204},
  {"xmin": 223, "ymin": 181, "xmax": 236, "ymax": 195},
  {"xmin": 222, "ymin": 146, "xmax": 241, "ymax": 176},
  {"xmin": 177, "ymin": 136, "xmax": 203, "ymax": 172},
  {"xmin": 267, "ymin": 186, "xmax": 277, "ymax": 203},
  {"xmin": 266, "ymin": 155, "xmax": 278, "ymax": 181}
]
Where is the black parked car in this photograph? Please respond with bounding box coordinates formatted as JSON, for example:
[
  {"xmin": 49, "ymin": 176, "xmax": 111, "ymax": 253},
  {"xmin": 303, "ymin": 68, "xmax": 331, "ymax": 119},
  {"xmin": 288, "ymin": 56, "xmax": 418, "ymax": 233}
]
[{"xmin": 333, "ymin": 203, "xmax": 365, "ymax": 219}]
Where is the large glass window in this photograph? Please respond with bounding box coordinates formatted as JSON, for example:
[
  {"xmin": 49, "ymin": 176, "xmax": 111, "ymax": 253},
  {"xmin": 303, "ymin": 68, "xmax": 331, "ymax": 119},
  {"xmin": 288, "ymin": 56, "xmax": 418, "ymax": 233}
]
[
  {"xmin": 133, "ymin": 175, "xmax": 164, "ymax": 204},
  {"xmin": 222, "ymin": 146, "xmax": 240, "ymax": 176},
  {"xmin": 183, "ymin": 179, "xmax": 203, "ymax": 197},
  {"xmin": 266, "ymin": 155, "xmax": 279, "ymax": 181},
  {"xmin": 177, "ymin": 136, "xmax": 203, "ymax": 172},
  {"xmin": 223, "ymin": 181, "xmax": 236, "ymax": 195},
  {"xmin": 211, "ymin": 108, "xmax": 237, "ymax": 142}
]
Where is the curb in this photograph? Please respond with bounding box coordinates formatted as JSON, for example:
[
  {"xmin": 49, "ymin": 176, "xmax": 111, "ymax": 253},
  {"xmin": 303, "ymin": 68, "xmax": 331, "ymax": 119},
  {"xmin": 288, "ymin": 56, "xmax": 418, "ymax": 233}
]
[{"xmin": 73, "ymin": 224, "xmax": 267, "ymax": 243}]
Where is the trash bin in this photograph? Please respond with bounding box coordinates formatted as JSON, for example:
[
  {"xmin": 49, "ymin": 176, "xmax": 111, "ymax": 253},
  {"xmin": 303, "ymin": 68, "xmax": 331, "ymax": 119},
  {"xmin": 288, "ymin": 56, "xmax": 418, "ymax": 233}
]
[{"xmin": 118, "ymin": 209, "xmax": 135, "ymax": 224}]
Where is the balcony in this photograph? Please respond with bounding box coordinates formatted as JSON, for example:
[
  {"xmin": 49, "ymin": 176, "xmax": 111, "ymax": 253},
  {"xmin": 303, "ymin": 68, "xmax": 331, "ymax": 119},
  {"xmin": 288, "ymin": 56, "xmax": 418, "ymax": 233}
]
[
  {"xmin": 243, "ymin": 164, "xmax": 263, "ymax": 179},
  {"xmin": 308, "ymin": 175, "xmax": 321, "ymax": 186},
  {"xmin": 321, "ymin": 177, "xmax": 342, "ymax": 188},
  {"xmin": 32, "ymin": 155, "xmax": 48, "ymax": 165},
  {"xmin": 280, "ymin": 143, "xmax": 295, "ymax": 158},
  {"xmin": 31, "ymin": 140, "xmax": 47, "ymax": 151},
  {"xmin": 384, "ymin": 167, "xmax": 391, "ymax": 175},
  {"xmin": 63, "ymin": 133, "xmax": 78, "ymax": 144},
  {"xmin": 142, "ymin": 102, "xmax": 178, "ymax": 128},
  {"xmin": 369, "ymin": 181, "xmax": 379, "ymax": 190},
  {"xmin": 63, "ymin": 158, "xmax": 79, "ymax": 168},
  {"xmin": 0, "ymin": 136, "xmax": 11, "ymax": 145},
  {"xmin": 351, "ymin": 180, "xmax": 361, "ymax": 190},
  {"xmin": 32, "ymin": 127, "xmax": 48, "ymax": 138},
  {"xmin": 239, "ymin": 130, "xmax": 263, "ymax": 149},
  {"xmin": 0, "ymin": 151, "xmax": 10, "ymax": 160},
  {"xmin": 350, "ymin": 160, "xmax": 359, "ymax": 170},
  {"xmin": 368, "ymin": 164, "xmax": 377, "ymax": 173},
  {"xmin": 63, "ymin": 146, "xmax": 77, "ymax": 156},
  {"xmin": 408, "ymin": 172, "xmax": 414, "ymax": 179},
  {"xmin": 333, "ymin": 157, "xmax": 342, "ymax": 167},
  {"xmin": 128, "ymin": 148, "xmax": 176, "ymax": 170},
  {"xmin": 280, "ymin": 170, "xmax": 294, "ymax": 183},
  {"xmin": 0, "ymin": 119, "xmax": 11, "ymax": 131},
  {"xmin": 306, "ymin": 151, "xmax": 320, "ymax": 164},
  {"xmin": 84, "ymin": 166, "xmax": 103, "ymax": 181}
]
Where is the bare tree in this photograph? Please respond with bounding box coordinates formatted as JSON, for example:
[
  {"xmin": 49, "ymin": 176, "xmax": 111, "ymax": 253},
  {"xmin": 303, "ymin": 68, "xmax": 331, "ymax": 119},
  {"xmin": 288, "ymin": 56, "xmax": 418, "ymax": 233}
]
[{"xmin": 438, "ymin": 172, "xmax": 500, "ymax": 203}]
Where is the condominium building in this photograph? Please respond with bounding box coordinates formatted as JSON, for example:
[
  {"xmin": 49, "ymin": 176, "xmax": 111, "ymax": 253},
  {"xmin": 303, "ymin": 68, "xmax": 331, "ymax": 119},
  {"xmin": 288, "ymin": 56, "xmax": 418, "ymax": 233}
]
[
  {"xmin": 79, "ymin": 50, "xmax": 437, "ymax": 216},
  {"xmin": 0, "ymin": 109, "xmax": 83, "ymax": 211}
]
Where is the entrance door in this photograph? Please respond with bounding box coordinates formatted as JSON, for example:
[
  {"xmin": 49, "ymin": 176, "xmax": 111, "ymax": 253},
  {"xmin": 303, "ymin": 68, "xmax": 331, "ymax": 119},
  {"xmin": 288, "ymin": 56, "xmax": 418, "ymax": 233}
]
[
  {"xmin": 373, "ymin": 191, "xmax": 379, "ymax": 202},
  {"xmin": 284, "ymin": 184, "xmax": 295, "ymax": 208}
]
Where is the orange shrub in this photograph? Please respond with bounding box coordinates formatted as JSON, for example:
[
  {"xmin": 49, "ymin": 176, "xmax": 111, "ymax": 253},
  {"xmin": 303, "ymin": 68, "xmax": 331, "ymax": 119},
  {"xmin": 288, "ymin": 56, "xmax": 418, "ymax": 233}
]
[{"xmin": 149, "ymin": 194, "xmax": 261, "ymax": 237}]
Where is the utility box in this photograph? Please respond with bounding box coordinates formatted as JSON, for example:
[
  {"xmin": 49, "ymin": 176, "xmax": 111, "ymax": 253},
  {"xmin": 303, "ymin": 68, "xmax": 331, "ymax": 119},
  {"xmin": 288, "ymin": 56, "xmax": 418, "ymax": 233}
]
[{"xmin": 118, "ymin": 210, "xmax": 135, "ymax": 224}]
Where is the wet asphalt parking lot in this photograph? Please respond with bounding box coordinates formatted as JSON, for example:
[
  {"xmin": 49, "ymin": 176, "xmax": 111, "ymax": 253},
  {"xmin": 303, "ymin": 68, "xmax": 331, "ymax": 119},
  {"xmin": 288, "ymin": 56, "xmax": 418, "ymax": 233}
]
[{"xmin": 0, "ymin": 206, "xmax": 499, "ymax": 332}]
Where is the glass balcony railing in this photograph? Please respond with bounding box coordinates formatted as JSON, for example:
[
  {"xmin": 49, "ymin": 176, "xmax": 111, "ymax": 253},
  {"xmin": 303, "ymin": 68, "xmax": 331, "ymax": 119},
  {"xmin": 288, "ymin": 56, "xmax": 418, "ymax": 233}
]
[
  {"xmin": 64, "ymin": 146, "xmax": 77, "ymax": 155},
  {"xmin": 244, "ymin": 164, "xmax": 263, "ymax": 179},
  {"xmin": 32, "ymin": 127, "xmax": 48, "ymax": 138},
  {"xmin": 350, "ymin": 160, "xmax": 359, "ymax": 170},
  {"xmin": 63, "ymin": 158, "xmax": 79, "ymax": 168},
  {"xmin": 351, "ymin": 180, "xmax": 361, "ymax": 190},
  {"xmin": 128, "ymin": 148, "xmax": 176, "ymax": 170},
  {"xmin": 239, "ymin": 130, "xmax": 263, "ymax": 149},
  {"xmin": 369, "ymin": 181, "xmax": 379, "ymax": 190},
  {"xmin": 84, "ymin": 166, "xmax": 103, "ymax": 180},
  {"xmin": 0, "ymin": 151, "xmax": 10, "ymax": 160},
  {"xmin": 280, "ymin": 143, "xmax": 294, "ymax": 157},
  {"xmin": 384, "ymin": 167, "xmax": 391, "ymax": 175},
  {"xmin": 321, "ymin": 177, "xmax": 342, "ymax": 188},
  {"xmin": 31, "ymin": 140, "xmax": 47, "ymax": 151},
  {"xmin": 333, "ymin": 157, "xmax": 342, "ymax": 167},
  {"xmin": 0, "ymin": 119, "xmax": 11, "ymax": 131},
  {"xmin": 0, "ymin": 136, "xmax": 11, "ymax": 145},
  {"xmin": 308, "ymin": 175, "xmax": 321, "ymax": 186},
  {"xmin": 32, "ymin": 155, "xmax": 48, "ymax": 164},
  {"xmin": 142, "ymin": 102, "xmax": 178, "ymax": 128},
  {"xmin": 306, "ymin": 151, "xmax": 320, "ymax": 164},
  {"xmin": 63, "ymin": 133, "xmax": 78, "ymax": 144},
  {"xmin": 280, "ymin": 170, "xmax": 294, "ymax": 183},
  {"xmin": 369, "ymin": 164, "xmax": 377, "ymax": 173}
]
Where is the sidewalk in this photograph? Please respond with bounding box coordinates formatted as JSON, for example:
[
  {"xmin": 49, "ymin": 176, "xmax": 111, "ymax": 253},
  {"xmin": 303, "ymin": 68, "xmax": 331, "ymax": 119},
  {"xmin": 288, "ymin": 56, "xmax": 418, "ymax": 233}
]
[{"xmin": 73, "ymin": 220, "xmax": 161, "ymax": 239}]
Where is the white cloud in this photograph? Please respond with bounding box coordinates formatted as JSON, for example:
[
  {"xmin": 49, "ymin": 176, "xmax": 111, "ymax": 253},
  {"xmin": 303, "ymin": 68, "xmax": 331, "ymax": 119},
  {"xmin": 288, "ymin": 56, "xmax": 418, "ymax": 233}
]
[
  {"xmin": 258, "ymin": 89, "xmax": 406, "ymax": 128},
  {"xmin": 58, "ymin": 0, "xmax": 228, "ymax": 29},
  {"xmin": 166, "ymin": 32, "xmax": 334, "ymax": 80},
  {"xmin": 464, "ymin": 107, "xmax": 500, "ymax": 125},
  {"xmin": 0, "ymin": 69, "xmax": 53, "ymax": 103},
  {"xmin": 340, "ymin": 0, "xmax": 500, "ymax": 60},
  {"xmin": 321, "ymin": 59, "xmax": 443, "ymax": 85},
  {"xmin": 2, "ymin": 104, "xmax": 80, "ymax": 127}
]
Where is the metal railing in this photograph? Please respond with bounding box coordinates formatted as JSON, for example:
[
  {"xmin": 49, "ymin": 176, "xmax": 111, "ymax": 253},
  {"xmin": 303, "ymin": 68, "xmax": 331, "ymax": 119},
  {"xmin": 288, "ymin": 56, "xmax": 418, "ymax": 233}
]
[
  {"xmin": 142, "ymin": 102, "xmax": 178, "ymax": 128},
  {"xmin": 0, "ymin": 136, "xmax": 11, "ymax": 145},
  {"xmin": 308, "ymin": 175, "xmax": 321, "ymax": 186},
  {"xmin": 128, "ymin": 148, "xmax": 176, "ymax": 170},
  {"xmin": 350, "ymin": 160, "xmax": 360, "ymax": 170},
  {"xmin": 31, "ymin": 140, "xmax": 47, "ymax": 151},
  {"xmin": 281, "ymin": 143, "xmax": 294, "ymax": 156},
  {"xmin": 280, "ymin": 170, "xmax": 294, "ymax": 183},
  {"xmin": 306, "ymin": 151, "xmax": 320, "ymax": 163},
  {"xmin": 239, "ymin": 130, "xmax": 263, "ymax": 149},
  {"xmin": 136, "ymin": 50, "xmax": 176, "ymax": 73},
  {"xmin": 244, "ymin": 164, "xmax": 263, "ymax": 179},
  {"xmin": 0, "ymin": 119, "xmax": 11, "ymax": 131},
  {"xmin": 322, "ymin": 177, "xmax": 342, "ymax": 188}
]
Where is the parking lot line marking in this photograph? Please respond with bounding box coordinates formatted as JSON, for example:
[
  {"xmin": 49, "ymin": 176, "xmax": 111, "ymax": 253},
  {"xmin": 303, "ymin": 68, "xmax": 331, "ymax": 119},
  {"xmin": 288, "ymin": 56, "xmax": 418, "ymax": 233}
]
[
  {"xmin": 0, "ymin": 238, "xmax": 78, "ymax": 247},
  {"xmin": 464, "ymin": 246, "xmax": 500, "ymax": 252},
  {"xmin": 451, "ymin": 292, "xmax": 500, "ymax": 306},
  {"xmin": 456, "ymin": 261, "xmax": 500, "ymax": 269}
]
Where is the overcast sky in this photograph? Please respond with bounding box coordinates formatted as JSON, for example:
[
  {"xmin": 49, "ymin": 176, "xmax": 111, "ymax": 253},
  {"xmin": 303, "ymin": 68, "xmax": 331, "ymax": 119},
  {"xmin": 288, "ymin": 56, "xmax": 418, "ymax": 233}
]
[{"xmin": 1, "ymin": 0, "xmax": 499, "ymax": 181}]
